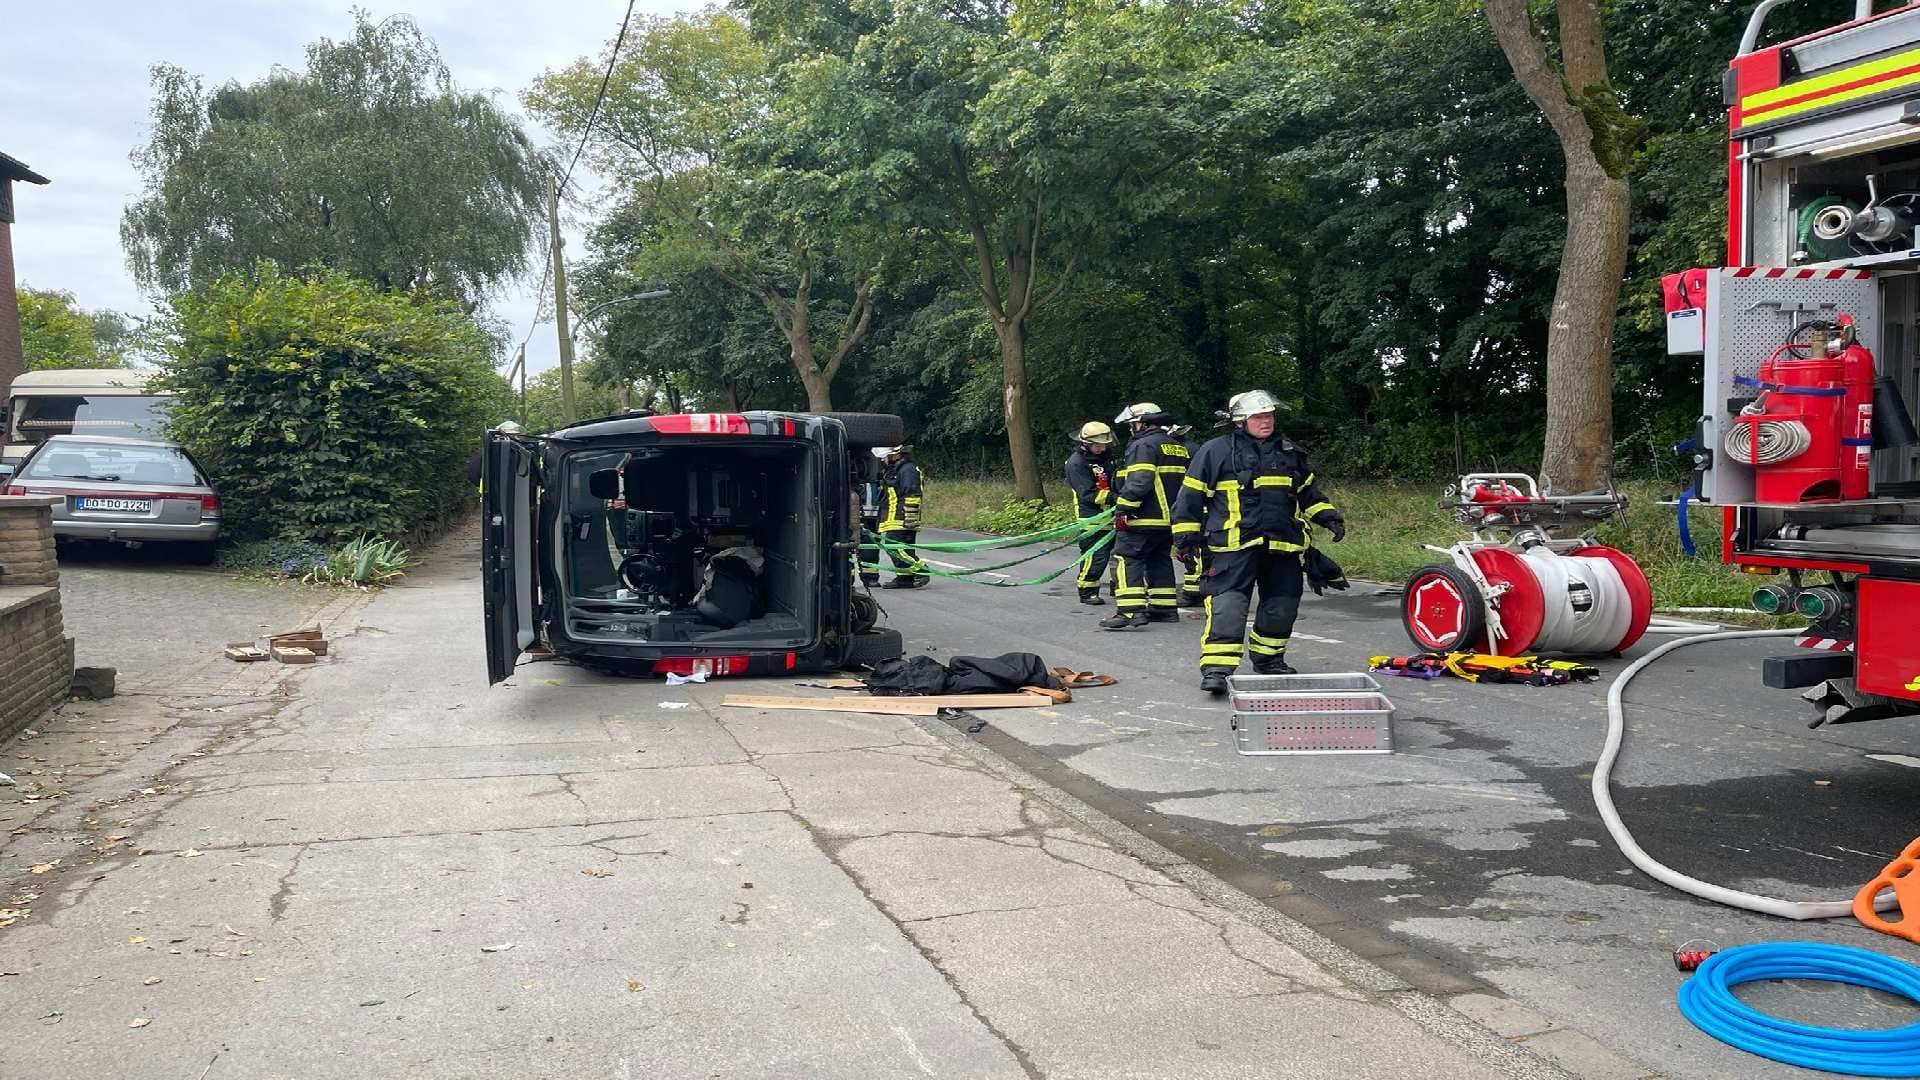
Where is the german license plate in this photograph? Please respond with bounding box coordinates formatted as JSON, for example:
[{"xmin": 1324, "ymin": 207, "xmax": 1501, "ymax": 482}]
[{"xmin": 74, "ymin": 497, "xmax": 150, "ymax": 513}]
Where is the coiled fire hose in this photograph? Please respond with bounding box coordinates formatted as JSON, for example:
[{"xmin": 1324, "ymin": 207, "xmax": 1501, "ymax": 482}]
[
  {"xmin": 1677, "ymin": 943, "xmax": 1920, "ymax": 1076},
  {"xmin": 1723, "ymin": 407, "xmax": 1813, "ymax": 465},
  {"xmin": 1598, "ymin": 626, "xmax": 1895, "ymax": 919}
]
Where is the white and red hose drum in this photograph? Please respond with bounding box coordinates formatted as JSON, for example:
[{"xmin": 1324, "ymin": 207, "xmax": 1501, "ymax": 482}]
[{"xmin": 1404, "ymin": 544, "xmax": 1653, "ymax": 656}]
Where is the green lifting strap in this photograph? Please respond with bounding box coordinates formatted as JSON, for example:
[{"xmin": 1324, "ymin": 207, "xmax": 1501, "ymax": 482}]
[{"xmin": 859, "ymin": 518, "xmax": 1117, "ymax": 588}]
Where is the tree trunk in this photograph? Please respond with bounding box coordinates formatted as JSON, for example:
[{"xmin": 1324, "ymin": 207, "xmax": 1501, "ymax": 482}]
[
  {"xmin": 790, "ymin": 335, "xmax": 834, "ymax": 412},
  {"xmin": 1540, "ymin": 160, "xmax": 1629, "ymax": 492},
  {"xmin": 1484, "ymin": 0, "xmax": 1640, "ymax": 495},
  {"xmin": 994, "ymin": 318, "xmax": 1044, "ymax": 502}
]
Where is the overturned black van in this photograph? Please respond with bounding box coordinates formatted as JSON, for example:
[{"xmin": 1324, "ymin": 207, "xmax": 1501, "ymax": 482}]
[{"xmin": 482, "ymin": 410, "xmax": 906, "ymax": 683}]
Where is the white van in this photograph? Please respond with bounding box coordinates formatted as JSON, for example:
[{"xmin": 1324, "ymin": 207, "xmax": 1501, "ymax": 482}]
[{"xmin": 2, "ymin": 369, "xmax": 173, "ymax": 480}]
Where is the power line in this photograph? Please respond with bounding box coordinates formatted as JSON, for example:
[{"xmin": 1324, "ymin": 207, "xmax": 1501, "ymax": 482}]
[
  {"xmin": 514, "ymin": 0, "xmax": 636, "ymax": 362},
  {"xmin": 559, "ymin": 0, "xmax": 637, "ymax": 197}
]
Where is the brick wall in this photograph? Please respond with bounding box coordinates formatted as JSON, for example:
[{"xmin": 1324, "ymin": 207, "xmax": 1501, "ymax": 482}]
[
  {"xmin": 0, "ymin": 218, "xmax": 23, "ymax": 397},
  {"xmin": 0, "ymin": 496, "xmax": 71, "ymax": 741}
]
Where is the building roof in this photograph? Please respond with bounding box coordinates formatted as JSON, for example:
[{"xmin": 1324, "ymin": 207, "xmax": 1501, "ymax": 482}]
[{"xmin": 0, "ymin": 152, "xmax": 50, "ymax": 185}]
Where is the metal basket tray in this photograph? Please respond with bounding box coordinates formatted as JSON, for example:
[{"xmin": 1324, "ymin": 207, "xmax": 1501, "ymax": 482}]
[
  {"xmin": 1227, "ymin": 673, "xmax": 1394, "ymax": 755},
  {"xmin": 1229, "ymin": 673, "xmax": 1383, "ymax": 715}
]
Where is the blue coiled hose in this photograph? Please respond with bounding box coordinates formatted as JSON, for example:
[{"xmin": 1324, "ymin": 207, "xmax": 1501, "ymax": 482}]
[{"xmin": 1677, "ymin": 942, "xmax": 1920, "ymax": 1077}]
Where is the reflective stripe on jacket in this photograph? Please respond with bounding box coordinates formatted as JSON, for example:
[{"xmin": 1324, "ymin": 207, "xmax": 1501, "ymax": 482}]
[
  {"xmin": 1112, "ymin": 430, "xmax": 1189, "ymax": 529},
  {"xmin": 879, "ymin": 460, "xmax": 923, "ymax": 533},
  {"xmin": 1172, "ymin": 431, "xmax": 1342, "ymax": 552}
]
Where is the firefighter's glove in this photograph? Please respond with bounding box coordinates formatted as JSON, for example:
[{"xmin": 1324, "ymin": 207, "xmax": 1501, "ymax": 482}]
[
  {"xmin": 1094, "ymin": 470, "xmax": 1110, "ymax": 492},
  {"xmin": 1114, "ymin": 514, "xmax": 1130, "ymax": 531},
  {"xmin": 1175, "ymin": 540, "xmax": 1198, "ymax": 567},
  {"xmin": 1324, "ymin": 519, "xmax": 1346, "ymax": 543}
]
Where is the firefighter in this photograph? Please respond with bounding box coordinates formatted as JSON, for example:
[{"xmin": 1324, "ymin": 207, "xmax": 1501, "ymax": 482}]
[
  {"xmin": 1102, "ymin": 403, "xmax": 1189, "ymax": 630},
  {"xmin": 873, "ymin": 445, "xmax": 928, "ymax": 589},
  {"xmin": 1173, "ymin": 390, "xmax": 1345, "ymax": 694},
  {"xmin": 1063, "ymin": 421, "xmax": 1118, "ymax": 605},
  {"xmin": 1167, "ymin": 424, "xmax": 1207, "ymax": 607}
]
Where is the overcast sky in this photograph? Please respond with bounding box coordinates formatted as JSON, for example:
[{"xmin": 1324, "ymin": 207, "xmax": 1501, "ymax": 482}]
[{"xmin": 1, "ymin": 0, "xmax": 682, "ymax": 376}]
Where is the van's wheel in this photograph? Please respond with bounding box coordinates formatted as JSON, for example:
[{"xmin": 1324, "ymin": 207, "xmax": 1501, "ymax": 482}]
[
  {"xmin": 1402, "ymin": 564, "xmax": 1486, "ymax": 652},
  {"xmin": 844, "ymin": 627, "xmax": 904, "ymax": 669},
  {"xmin": 817, "ymin": 412, "xmax": 905, "ymax": 451}
]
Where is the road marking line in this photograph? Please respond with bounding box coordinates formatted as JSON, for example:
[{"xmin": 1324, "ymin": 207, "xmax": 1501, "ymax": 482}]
[{"xmin": 1868, "ymin": 753, "xmax": 1920, "ymax": 769}]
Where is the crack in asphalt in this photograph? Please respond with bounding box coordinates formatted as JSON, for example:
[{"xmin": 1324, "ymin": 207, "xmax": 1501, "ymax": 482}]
[{"xmin": 268, "ymin": 844, "xmax": 308, "ymax": 922}]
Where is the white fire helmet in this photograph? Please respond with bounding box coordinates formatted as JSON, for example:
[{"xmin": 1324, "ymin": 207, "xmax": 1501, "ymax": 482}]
[
  {"xmin": 871, "ymin": 445, "xmax": 903, "ymax": 459},
  {"xmin": 1227, "ymin": 390, "xmax": 1281, "ymax": 422},
  {"xmin": 1113, "ymin": 402, "xmax": 1162, "ymax": 425}
]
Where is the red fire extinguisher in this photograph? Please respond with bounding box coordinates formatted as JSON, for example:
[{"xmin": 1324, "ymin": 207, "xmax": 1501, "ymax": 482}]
[{"xmin": 1735, "ymin": 317, "xmax": 1876, "ymax": 503}]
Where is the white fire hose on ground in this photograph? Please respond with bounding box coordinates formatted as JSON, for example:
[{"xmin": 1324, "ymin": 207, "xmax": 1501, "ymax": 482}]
[{"xmin": 1595, "ymin": 626, "xmax": 1895, "ymax": 919}]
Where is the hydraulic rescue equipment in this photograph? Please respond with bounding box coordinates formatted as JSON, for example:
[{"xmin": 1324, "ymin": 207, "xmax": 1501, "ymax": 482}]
[{"xmin": 1401, "ymin": 474, "xmax": 1652, "ymax": 658}]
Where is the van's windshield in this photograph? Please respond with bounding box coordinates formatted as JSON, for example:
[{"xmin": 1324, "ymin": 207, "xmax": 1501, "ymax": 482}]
[{"xmin": 10, "ymin": 394, "xmax": 171, "ymax": 445}]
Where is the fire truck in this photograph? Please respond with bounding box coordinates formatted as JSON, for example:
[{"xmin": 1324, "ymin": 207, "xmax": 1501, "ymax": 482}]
[{"xmin": 1667, "ymin": 0, "xmax": 1920, "ymax": 724}]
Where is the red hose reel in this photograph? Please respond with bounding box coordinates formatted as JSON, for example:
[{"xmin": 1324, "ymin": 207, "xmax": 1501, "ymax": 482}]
[{"xmin": 1402, "ymin": 475, "xmax": 1653, "ymax": 657}]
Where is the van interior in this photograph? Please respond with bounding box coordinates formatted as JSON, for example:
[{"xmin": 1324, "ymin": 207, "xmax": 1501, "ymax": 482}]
[{"xmin": 561, "ymin": 443, "xmax": 819, "ymax": 647}]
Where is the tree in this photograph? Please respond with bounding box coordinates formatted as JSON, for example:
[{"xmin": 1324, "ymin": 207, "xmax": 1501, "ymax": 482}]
[
  {"xmin": 748, "ymin": 0, "xmax": 1242, "ymax": 500},
  {"xmin": 155, "ymin": 263, "xmax": 512, "ymax": 542},
  {"xmin": 122, "ymin": 13, "xmax": 545, "ymax": 308},
  {"xmin": 526, "ymin": 9, "xmax": 881, "ymax": 411},
  {"xmin": 1484, "ymin": 0, "xmax": 1647, "ymax": 492},
  {"xmin": 16, "ymin": 287, "xmax": 129, "ymax": 370}
]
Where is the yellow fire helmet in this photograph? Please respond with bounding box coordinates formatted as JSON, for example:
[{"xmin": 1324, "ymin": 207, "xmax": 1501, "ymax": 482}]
[{"xmin": 1076, "ymin": 421, "xmax": 1115, "ymax": 446}]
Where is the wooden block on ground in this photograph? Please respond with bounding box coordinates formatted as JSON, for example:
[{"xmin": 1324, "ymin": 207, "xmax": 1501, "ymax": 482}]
[
  {"xmin": 271, "ymin": 646, "xmax": 318, "ymax": 665},
  {"xmin": 224, "ymin": 644, "xmax": 269, "ymax": 663}
]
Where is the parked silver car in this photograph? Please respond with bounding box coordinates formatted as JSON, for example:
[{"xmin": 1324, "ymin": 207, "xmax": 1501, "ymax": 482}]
[{"xmin": 5, "ymin": 435, "xmax": 222, "ymax": 559}]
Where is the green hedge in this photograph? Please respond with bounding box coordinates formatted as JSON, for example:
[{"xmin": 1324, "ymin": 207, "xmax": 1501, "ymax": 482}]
[{"xmin": 156, "ymin": 263, "xmax": 513, "ymax": 543}]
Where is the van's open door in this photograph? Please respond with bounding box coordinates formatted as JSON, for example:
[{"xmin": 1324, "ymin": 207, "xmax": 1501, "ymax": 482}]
[{"xmin": 482, "ymin": 434, "xmax": 539, "ymax": 684}]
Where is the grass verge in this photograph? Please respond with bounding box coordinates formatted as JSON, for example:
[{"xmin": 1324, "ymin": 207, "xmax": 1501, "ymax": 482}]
[{"xmin": 923, "ymin": 474, "xmax": 1772, "ymax": 612}]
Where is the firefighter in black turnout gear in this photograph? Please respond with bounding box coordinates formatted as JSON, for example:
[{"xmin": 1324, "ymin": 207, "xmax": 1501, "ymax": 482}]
[
  {"xmin": 1173, "ymin": 391, "xmax": 1345, "ymax": 694},
  {"xmin": 873, "ymin": 446, "xmax": 928, "ymax": 589},
  {"xmin": 1168, "ymin": 425, "xmax": 1206, "ymax": 607},
  {"xmin": 1102, "ymin": 403, "xmax": 1189, "ymax": 630},
  {"xmin": 1063, "ymin": 421, "xmax": 1118, "ymax": 606}
]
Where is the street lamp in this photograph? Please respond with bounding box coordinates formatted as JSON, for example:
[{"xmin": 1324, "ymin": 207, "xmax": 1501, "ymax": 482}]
[{"xmin": 569, "ymin": 288, "xmax": 674, "ymax": 414}]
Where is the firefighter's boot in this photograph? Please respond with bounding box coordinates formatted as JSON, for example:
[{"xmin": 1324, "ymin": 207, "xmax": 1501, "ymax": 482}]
[
  {"xmin": 1100, "ymin": 612, "xmax": 1148, "ymax": 631},
  {"xmin": 1079, "ymin": 589, "xmax": 1105, "ymax": 606},
  {"xmin": 1146, "ymin": 609, "xmax": 1180, "ymax": 624},
  {"xmin": 1200, "ymin": 670, "xmax": 1229, "ymax": 696},
  {"xmin": 1252, "ymin": 656, "xmax": 1297, "ymax": 676},
  {"xmin": 1177, "ymin": 590, "xmax": 1204, "ymax": 608}
]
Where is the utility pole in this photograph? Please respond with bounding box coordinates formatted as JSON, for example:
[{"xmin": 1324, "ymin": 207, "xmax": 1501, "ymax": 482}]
[
  {"xmin": 511, "ymin": 344, "xmax": 527, "ymax": 427},
  {"xmin": 548, "ymin": 182, "xmax": 577, "ymax": 424}
]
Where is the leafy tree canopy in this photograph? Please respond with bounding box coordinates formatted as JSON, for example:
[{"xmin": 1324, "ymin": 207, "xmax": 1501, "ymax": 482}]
[
  {"xmin": 17, "ymin": 287, "xmax": 131, "ymax": 371},
  {"xmin": 122, "ymin": 13, "xmax": 546, "ymax": 308}
]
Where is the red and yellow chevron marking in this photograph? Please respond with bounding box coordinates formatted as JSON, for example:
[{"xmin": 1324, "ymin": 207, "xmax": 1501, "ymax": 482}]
[{"xmin": 1740, "ymin": 45, "xmax": 1920, "ymax": 125}]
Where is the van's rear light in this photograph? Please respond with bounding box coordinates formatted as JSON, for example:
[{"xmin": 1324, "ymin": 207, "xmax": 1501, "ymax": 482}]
[
  {"xmin": 652, "ymin": 656, "xmax": 750, "ymax": 677},
  {"xmin": 786, "ymin": 652, "xmax": 797, "ymax": 670},
  {"xmin": 648, "ymin": 413, "xmax": 750, "ymax": 435}
]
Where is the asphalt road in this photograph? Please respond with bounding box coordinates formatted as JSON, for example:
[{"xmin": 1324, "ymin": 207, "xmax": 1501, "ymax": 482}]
[{"xmin": 881, "ymin": 528, "xmax": 1920, "ymax": 1080}]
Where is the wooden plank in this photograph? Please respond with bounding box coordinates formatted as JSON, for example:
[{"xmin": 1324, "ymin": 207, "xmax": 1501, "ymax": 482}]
[
  {"xmin": 224, "ymin": 644, "xmax": 269, "ymax": 663},
  {"xmin": 1020, "ymin": 686, "xmax": 1072, "ymax": 704},
  {"xmin": 722, "ymin": 695, "xmax": 939, "ymax": 716},
  {"xmin": 271, "ymin": 646, "xmax": 318, "ymax": 665},
  {"xmin": 722, "ymin": 693, "xmax": 1056, "ymax": 715}
]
